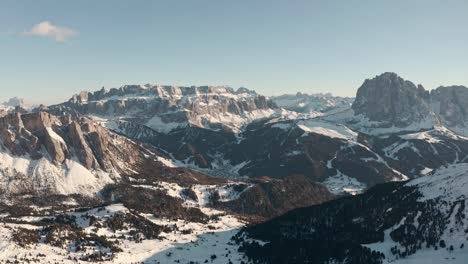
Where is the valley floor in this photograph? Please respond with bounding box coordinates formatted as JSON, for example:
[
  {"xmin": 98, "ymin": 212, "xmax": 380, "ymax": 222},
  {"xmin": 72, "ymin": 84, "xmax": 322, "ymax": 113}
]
[{"xmin": 0, "ymin": 204, "xmax": 249, "ymax": 264}]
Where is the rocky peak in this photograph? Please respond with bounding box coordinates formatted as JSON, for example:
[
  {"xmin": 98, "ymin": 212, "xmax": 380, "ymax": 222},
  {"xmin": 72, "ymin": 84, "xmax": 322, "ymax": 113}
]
[
  {"xmin": 271, "ymin": 92, "xmax": 353, "ymax": 114},
  {"xmin": 352, "ymin": 72, "xmax": 434, "ymax": 127},
  {"xmin": 430, "ymin": 85, "xmax": 468, "ymax": 128}
]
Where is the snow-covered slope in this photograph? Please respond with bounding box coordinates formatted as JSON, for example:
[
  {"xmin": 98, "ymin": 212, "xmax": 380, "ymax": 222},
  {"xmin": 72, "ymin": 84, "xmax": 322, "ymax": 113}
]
[
  {"xmin": 236, "ymin": 163, "xmax": 468, "ymax": 264},
  {"xmin": 280, "ymin": 118, "xmax": 409, "ymax": 191},
  {"xmin": 0, "ymin": 110, "xmax": 336, "ymax": 263},
  {"xmin": 0, "ymin": 185, "xmax": 250, "ymax": 263},
  {"xmin": 0, "ymin": 167, "xmax": 333, "ymax": 263},
  {"xmin": 271, "ymin": 92, "xmax": 354, "ymax": 115},
  {"xmin": 363, "ymin": 164, "xmax": 468, "ymax": 263},
  {"xmin": 0, "ymin": 153, "xmax": 115, "ymax": 198},
  {"xmin": 0, "ymin": 111, "xmax": 201, "ymax": 201}
]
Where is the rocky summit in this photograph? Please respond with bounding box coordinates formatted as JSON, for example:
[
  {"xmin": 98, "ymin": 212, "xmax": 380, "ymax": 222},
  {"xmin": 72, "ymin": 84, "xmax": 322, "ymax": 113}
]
[{"xmin": 352, "ymin": 72, "xmax": 434, "ymax": 127}]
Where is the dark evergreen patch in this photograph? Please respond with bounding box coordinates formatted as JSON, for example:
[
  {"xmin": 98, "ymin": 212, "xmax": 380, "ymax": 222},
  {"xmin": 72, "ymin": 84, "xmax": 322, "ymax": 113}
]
[{"xmin": 235, "ymin": 181, "xmax": 455, "ymax": 263}]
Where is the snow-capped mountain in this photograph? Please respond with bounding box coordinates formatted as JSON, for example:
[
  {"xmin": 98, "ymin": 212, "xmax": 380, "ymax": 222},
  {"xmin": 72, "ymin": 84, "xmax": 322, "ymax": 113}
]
[
  {"xmin": 2, "ymin": 72, "xmax": 468, "ymax": 263},
  {"xmin": 45, "ymin": 74, "xmax": 468, "ymax": 197},
  {"xmin": 0, "ymin": 97, "xmax": 30, "ymax": 116},
  {"xmin": 0, "ymin": 111, "xmax": 164, "ymax": 199},
  {"xmin": 328, "ymin": 72, "xmax": 468, "ymax": 137},
  {"xmin": 53, "ymin": 85, "xmax": 277, "ymax": 133},
  {"xmin": 236, "ymin": 163, "xmax": 468, "ymax": 263},
  {"xmin": 271, "ymin": 92, "xmax": 354, "ymax": 115}
]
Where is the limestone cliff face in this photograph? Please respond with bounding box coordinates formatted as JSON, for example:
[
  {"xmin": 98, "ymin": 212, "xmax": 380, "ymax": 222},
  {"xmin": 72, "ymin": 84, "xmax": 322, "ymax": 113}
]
[
  {"xmin": 56, "ymin": 84, "xmax": 276, "ymax": 133},
  {"xmin": 68, "ymin": 120, "xmax": 98, "ymax": 170},
  {"xmin": 0, "ymin": 111, "xmax": 147, "ymax": 173}
]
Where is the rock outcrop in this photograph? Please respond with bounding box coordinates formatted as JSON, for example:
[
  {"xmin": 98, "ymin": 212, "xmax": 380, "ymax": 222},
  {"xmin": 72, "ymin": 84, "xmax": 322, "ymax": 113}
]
[{"xmin": 431, "ymin": 85, "xmax": 468, "ymax": 129}]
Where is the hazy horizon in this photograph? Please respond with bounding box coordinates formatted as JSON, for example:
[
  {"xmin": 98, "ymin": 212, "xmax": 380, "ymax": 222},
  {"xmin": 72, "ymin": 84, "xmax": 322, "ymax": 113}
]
[{"xmin": 2, "ymin": 0, "xmax": 468, "ymax": 105}]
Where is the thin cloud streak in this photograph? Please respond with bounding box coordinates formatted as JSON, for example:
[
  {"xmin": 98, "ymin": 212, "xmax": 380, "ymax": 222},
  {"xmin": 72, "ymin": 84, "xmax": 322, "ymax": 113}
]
[{"xmin": 24, "ymin": 21, "xmax": 77, "ymax": 42}]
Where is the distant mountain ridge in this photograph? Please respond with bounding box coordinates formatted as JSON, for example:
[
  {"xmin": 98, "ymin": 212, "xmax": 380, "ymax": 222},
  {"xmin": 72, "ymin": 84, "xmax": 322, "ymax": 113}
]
[
  {"xmin": 54, "ymin": 73, "xmax": 468, "ymax": 137},
  {"xmin": 44, "ymin": 74, "xmax": 468, "ymax": 196},
  {"xmin": 271, "ymin": 92, "xmax": 354, "ymax": 115},
  {"xmin": 0, "ymin": 97, "xmax": 31, "ymax": 116},
  {"xmin": 54, "ymin": 84, "xmax": 275, "ymax": 133}
]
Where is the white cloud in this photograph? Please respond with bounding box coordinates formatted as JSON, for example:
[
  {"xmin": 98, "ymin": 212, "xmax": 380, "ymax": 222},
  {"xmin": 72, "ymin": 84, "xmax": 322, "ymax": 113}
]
[{"xmin": 25, "ymin": 21, "xmax": 77, "ymax": 42}]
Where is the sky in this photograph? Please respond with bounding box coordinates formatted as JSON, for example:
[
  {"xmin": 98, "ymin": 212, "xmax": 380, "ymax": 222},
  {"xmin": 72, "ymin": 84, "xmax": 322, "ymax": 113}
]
[{"xmin": 1, "ymin": 0, "xmax": 468, "ymax": 105}]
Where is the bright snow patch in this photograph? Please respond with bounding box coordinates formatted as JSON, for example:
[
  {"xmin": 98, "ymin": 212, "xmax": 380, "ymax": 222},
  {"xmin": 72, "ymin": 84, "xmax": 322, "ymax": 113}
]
[
  {"xmin": 145, "ymin": 115, "xmax": 186, "ymax": 133},
  {"xmin": 322, "ymin": 172, "xmax": 366, "ymax": 195},
  {"xmin": 0, "ymin": 151, "xmax": 115, "ymax": 197},
  {"xmin": 399, "ymin": 131, "xmax": 441, "ymax": 143},
  {"xmin": 297, "ymin": 119, "xmax": 358, "ymax": 140}
]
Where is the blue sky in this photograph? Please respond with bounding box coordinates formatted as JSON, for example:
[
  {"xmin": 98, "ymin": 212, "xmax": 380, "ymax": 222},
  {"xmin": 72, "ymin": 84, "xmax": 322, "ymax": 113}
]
[{"xmin": 1, "ymin": 0, "xmax": 468, "ymax": 105}]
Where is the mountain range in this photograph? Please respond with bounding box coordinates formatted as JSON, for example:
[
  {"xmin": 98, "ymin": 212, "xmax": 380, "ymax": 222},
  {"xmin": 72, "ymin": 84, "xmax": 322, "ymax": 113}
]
[{"xmin": 1, "ymin": 72, "xmax": 468, "ymax": 263}]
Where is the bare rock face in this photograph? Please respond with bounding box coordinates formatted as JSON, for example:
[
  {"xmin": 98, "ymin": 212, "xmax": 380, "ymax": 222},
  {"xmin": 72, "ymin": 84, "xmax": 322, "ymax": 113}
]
[
  {"xmin": 21, "ymin": 112, "xmax": 70, "ymax": 165},
  {"xmin": 431, "ymin": 85, "xmax": 468, "ymax": 128},
  {"xmin": 68, "ymin": 120, "xmax": 98, "ymax": 169},
  {"xmin": 0, "ymin": 112, "xmax": 69, "ymax": 163},
  {"xmin": 0, "ymin": 111, "xmax": 148, "ymax": 173},
  {"xmin": 55, "ymin": 84, "xmax": 276, "ymax": 133},
  {"xmin": 352, "ymin": 72, "xmax": 434, "ymax": 127}
]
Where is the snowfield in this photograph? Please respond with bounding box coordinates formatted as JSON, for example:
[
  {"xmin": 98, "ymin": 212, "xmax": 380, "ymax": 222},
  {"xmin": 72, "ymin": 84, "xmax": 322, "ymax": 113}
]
[
  {"xmin": 0, "ymin": 204, "xmax": 248, "ymax": 264},
  {"xmin": 297, "ymin": 119, "xmax": 358, "ymax": 140},
  {"xmin": 0, "ymin": 178, "xmax": 254, "ymax": 263},
  {"xmin": 0, "ymin": 151, "xmax": 116, "ymax": 197}
]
